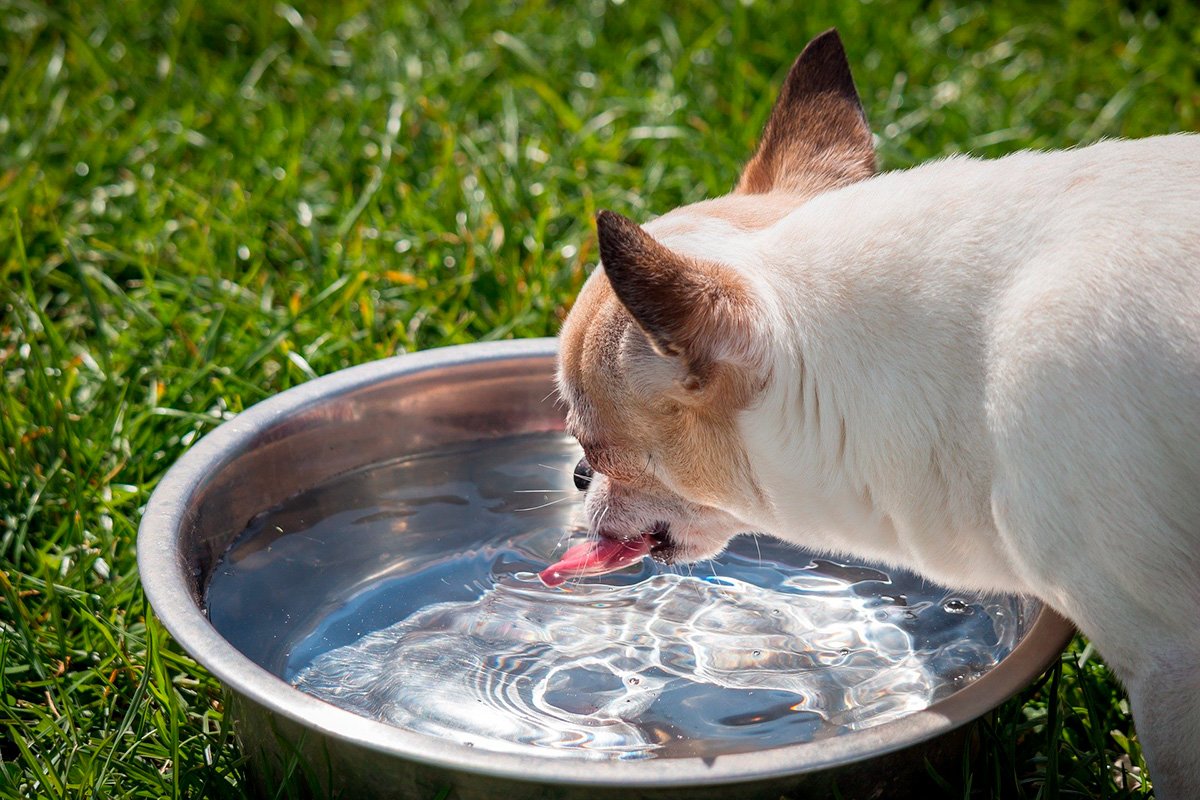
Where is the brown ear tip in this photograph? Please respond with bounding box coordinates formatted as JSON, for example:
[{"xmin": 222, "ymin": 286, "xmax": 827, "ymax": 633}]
[
  {"xmin": 596, "ymin": 209, "xmax": 628, "ymax": 230},
  {"xmin": 802, "ymin": 27, "xmax": 847, "ymax": 58},
  {"xmin": 595, "ymin": 210, "xmax": 617, "ymax": 238},
  {"xmin": 596, "ymin": 210, "xmax": 643, "ymax": 246}
]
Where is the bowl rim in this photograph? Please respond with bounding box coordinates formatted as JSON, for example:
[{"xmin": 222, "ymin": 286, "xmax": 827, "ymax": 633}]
[{"xmin": 137, "ymin": 337, "xmax": 1075, "ymax": 788}]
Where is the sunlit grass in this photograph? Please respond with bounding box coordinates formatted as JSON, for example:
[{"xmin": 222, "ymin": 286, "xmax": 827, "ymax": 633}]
[{"xmin": 2, "ymin": 0, "xmax": 1196, "ymax": 796}]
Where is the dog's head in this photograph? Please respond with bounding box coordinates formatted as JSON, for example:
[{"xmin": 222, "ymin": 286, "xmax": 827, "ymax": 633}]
[{"xmin": 556, "ymin": 30, "xmax": 876, "ymax": 565}]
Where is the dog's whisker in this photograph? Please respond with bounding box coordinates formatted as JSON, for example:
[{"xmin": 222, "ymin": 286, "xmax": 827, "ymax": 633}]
[
  {"xmin": 705, "ymin": 559, "xmax": 735, "ymax": 599},
  {"xmin": 552, "ymin": 521, "xmax": 585, "ymax": 553},
  {"xmin": 593, "ymin": 505, "xmax": 611, "ymax": 531},
  {"xmin": 515, "ymin": 495, "xmax": 576, "ymax": 513},
  {"xmin": 634, "ymin": 452, "xmax": 653, "ymax": 480}
]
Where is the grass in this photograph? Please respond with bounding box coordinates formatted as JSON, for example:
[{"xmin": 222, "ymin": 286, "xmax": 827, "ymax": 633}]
[{"xmin": 1, "ymin": 0, "xmax": 1196, "ymax": 796}]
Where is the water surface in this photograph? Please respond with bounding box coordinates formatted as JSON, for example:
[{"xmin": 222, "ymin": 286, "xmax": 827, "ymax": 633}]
[{"xmin": 206, "ymin": 433, "xmax": 1029, "ymax": 760}]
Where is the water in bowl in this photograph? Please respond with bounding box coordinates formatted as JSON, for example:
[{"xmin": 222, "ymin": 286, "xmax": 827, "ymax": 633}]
[{"xmin": 205, "ymin": 432, "xmax": 1029, "ymax": 761}]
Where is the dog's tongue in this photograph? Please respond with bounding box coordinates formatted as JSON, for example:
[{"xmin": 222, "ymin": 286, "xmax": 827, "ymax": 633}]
[{"xmin": 539, "ymin": 536, "xmax": 651, "ymax": 587}]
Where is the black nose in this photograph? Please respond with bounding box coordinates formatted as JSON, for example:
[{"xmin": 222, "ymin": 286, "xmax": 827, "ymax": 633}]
[{"xmin": 573, "ymin": 457, "xmax": 593, "ymax": 491}]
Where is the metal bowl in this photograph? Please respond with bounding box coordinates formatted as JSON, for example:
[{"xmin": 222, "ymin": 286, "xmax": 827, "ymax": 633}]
[{"xmin": 138, "ymin": 338, "xmax": 1073, "ymax": 800}]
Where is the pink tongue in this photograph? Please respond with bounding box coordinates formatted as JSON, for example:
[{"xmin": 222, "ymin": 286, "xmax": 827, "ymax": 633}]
[{"xmin": 539, "ymin": 536, "xmax": 651, "ymax": 587}]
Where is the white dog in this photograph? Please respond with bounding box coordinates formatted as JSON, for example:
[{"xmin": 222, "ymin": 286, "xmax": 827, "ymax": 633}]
[{"xmin": 545, "ymin": 29, "xmax": 1199, "ymax": 796}]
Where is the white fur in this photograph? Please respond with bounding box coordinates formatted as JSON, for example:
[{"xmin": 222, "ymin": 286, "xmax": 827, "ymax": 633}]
[{"xmin": 645, "ymin": 135, "xmax": 1200, "ymax": 795}]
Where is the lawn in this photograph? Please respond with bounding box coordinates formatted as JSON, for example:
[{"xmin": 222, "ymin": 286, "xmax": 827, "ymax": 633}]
[{"xmin": 1, "ymin": 0, "xmax": 1197, "ymax": 797}]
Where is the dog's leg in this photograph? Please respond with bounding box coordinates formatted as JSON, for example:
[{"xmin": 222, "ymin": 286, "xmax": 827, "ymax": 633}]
[
  {"xmin": 1124, "ymin": 651, "xmax": 1200, "ymax": 799},
  {"xmin": 993, "ymin": 477, "xmax": 1200, "ymax": 797}
]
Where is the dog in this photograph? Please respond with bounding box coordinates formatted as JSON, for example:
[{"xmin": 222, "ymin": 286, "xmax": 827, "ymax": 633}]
[{"xmin": 545, "ymin": 29, "xmax": 1199, "ymax": 797}]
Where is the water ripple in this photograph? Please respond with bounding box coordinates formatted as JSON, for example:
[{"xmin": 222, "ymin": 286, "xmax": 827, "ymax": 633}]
[{"xmin": 294, "ymin": 566, "xmax": 1014, "ymax": 759}]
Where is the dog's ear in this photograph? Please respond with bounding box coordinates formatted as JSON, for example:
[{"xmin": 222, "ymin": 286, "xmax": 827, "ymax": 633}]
[
  {"xmin": 736, "ymin": 29, "xmax": 874, "ymax": 195},
  {"xmin": 596, "ymin": 210, "xmax": 759, "ymax": 390}
]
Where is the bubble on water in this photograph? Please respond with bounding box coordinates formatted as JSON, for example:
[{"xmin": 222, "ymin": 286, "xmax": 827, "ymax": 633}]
[{"xmin": 943, "ymin": 599, "xmax": 971, "ymax": 615}]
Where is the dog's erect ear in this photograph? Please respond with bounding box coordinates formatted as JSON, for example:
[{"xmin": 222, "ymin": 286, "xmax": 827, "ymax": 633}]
[
  {"xmin": 736, "ymin": 29, "xmax": 874, "ymax": 195},
  {"xmin": 596, "ymin": 210, "xmax": 758, "ymax": 386}
]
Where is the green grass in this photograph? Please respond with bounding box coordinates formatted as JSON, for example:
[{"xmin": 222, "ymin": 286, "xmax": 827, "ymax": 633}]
[{"xmin": 1, "ymin": 0, "xmax": 1196, "ymax": 797}]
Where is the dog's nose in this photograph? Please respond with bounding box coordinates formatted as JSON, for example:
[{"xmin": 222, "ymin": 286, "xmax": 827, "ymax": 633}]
[{"xmin": 573, "ymin": 457, "xmax": 593, "ymax": 491}]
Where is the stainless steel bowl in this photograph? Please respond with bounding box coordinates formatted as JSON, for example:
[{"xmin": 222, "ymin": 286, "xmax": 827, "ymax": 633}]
[{"xmin": 138, "ymin": 338, "xmax": 1073, "ymax": 800}]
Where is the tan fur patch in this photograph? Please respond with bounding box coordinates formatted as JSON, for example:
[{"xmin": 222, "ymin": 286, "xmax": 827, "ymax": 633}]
[
  {"xmin": 558, "ymin": 267, "xmax": 765, "ymax": 510},
  {"xmin": 651, "ymin": 192, "xmax": 810, "ymax": 238}
]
